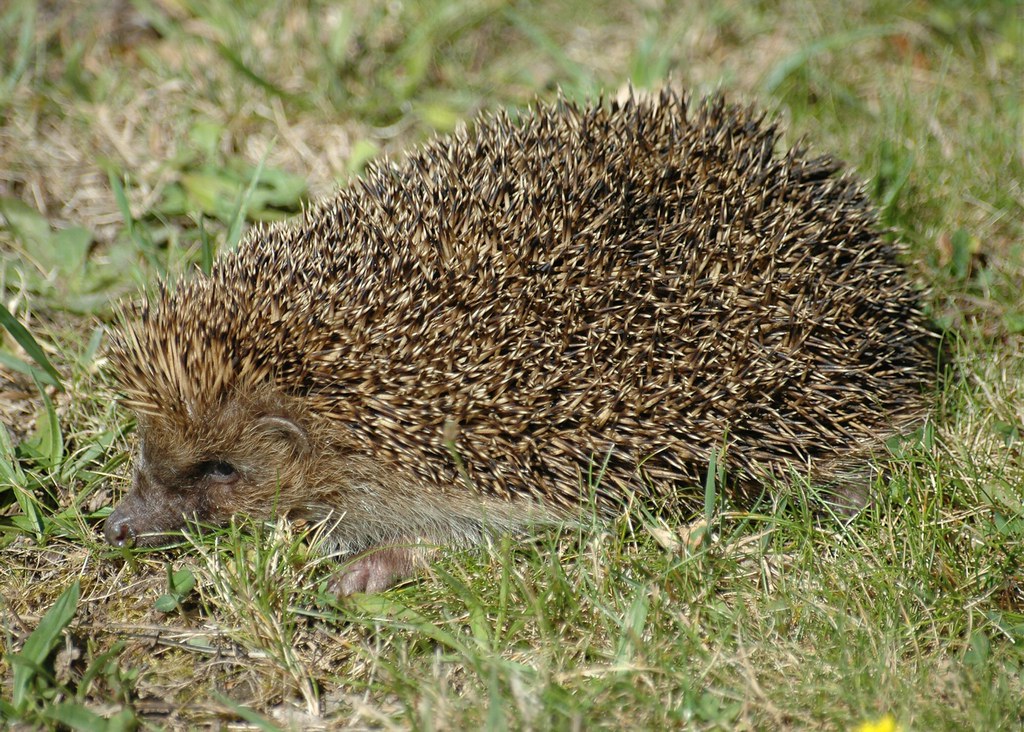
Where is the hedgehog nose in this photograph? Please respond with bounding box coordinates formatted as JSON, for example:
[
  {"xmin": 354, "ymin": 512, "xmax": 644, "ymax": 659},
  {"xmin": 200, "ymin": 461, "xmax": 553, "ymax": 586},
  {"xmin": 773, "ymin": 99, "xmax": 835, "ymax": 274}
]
[{"xmin": 104, "ymin": 513, "xmax": 136, "ymax": 547}]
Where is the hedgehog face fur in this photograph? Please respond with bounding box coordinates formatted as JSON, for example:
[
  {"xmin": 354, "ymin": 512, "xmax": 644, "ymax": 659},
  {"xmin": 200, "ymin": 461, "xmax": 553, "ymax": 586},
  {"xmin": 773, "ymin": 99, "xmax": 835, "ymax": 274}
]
[
  {"xmin": 107, "ymin": 392, "xmax": 316, "ymax": 546},
  {"xmin": 104, "ymin": 90, "xmax": 939, "ymax": 593}
]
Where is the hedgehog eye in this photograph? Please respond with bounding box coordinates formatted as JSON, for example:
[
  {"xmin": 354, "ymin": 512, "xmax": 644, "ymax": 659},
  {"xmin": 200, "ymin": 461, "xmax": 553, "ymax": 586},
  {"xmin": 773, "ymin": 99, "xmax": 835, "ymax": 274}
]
[{"xmin": 199, "ymin": 460, "xmax": 238, "ymax": 483}]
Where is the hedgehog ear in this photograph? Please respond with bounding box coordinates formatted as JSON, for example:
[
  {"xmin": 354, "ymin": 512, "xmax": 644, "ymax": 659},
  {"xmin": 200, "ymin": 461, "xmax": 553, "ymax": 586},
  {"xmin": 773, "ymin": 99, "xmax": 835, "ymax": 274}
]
[{"xmin": 257, "ymin": 415, "xmax": 310, "ymax": 456}]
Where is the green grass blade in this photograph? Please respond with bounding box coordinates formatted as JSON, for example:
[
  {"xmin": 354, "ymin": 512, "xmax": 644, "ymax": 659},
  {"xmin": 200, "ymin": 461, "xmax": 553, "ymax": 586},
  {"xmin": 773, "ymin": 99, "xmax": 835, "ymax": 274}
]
[
  {"xmin": 198, "ymin": 216, "xmax": 215, "ymax": 274},
  {"xmin": 502, "ymin": 6, "xmax": 598, "ymax": 97},
  {"xmin": 0, "ymin": 422, "xmax": 27, "ymax": 488},
  {"xmin": 0, "ymin": 1, "xmax": 36, "ymax": 109},
  {"xmin": 40, "ymin": 702, "xmax": 107, "ymax": 731},
  {"xmin": 704, "ymin": 446, "xmax": 719, "ymax": 527},
  {"xmin": 0, "ymin": 350, "xmax": 59, "ymax": 388},
  {"xmin": 761, "ymin": 25, "xmax": 897, "ymax": 94},
  {"xmin": 0, "ymin": 420, "xmax": 43, "ymax": 536},
  {"xmin": 213, "ymin": 41, "xmax": 300, "ymax": 104},
  {"xmin": 11, "ymin": 580, "xmax": 81, "ymax": 710},
  {"xmin": 224, "ymin": 147, "xmax": 273, "ymax": 252},
  {"xmin": 107, "ymin": 169, "xmax": 163, "ymax": 275},
  {"xmin": 33, "ymin": 374, "xmax": 64, "ymax": 469},
  {"xmin": 615, "ymin": 590, "xmax": 651, "ymax": 664},
  {"xmin": 348, "ymin": 593, "xmax": 473, "ymax": 655},
  {"xmin": 0, "ymin": 302, "xmax": 63, "ymax": 389}
]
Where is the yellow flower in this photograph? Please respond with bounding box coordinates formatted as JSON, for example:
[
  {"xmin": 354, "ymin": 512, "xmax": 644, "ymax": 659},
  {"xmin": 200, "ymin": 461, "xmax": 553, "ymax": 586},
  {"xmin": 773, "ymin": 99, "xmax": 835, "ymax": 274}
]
[{"xmin": 855, "ymin": 715, "xmax": 902, "ymax": 732}]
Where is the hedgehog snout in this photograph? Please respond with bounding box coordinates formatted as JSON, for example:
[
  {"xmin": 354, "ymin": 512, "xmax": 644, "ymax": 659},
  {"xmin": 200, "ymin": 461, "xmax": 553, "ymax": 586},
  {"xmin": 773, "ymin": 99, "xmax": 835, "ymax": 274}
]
[
  {"xmin": 103, "ymin": 457, "xmax": 203, "ymax": 548},
  {"xmin": 104, "ymin": 506, "xmax": 135, "ymax": 547},
  {"xmin": 103, "ymin": 489, "xmax": 152, "ymax": 547}
]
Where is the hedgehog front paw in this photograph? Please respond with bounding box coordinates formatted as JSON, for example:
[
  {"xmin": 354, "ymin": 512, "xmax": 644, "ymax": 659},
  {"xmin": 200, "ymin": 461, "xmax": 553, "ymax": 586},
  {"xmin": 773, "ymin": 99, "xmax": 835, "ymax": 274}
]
[{"xmin": 331, "ymin": 545, "xmax": 435, "ymax": 595}]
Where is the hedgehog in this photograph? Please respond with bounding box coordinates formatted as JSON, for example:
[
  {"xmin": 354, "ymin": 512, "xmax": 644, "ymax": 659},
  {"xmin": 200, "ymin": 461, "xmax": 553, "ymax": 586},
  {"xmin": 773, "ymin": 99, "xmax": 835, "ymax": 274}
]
[{"xmin": 103, "ymin": 90, "xmax": 939, "ymax": 594}]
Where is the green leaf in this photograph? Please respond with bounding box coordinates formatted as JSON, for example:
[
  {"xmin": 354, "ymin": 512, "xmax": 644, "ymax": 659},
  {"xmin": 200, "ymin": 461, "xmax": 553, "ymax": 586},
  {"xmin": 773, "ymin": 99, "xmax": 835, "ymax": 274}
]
[
  {"xmin": 964, "ymin": 629, "xmax": 990, "ymax": 667},
  {"xmin": 153, "ymin": 182, "xmax": 189, "ymax": 217},
  {"xmin": 247, "ymin": 164, "xmax": 306, "ymax": 210},
  {"xmin": 105, "ymin": 708, "xmax": 138, "ymax": 732},
  {"xmin": 347, "ymin": 139, "xmax": 381, "ymax": 176},
  {"xmin": 34, "ymin": 378, "xmax": 64, "ymax": 468},
  {"xmin": 12, "ymin": 580, "xmax": 81, "ymax": 710},
  {"xmin": 0, "ymin": 302, "xmax": 63, "ymax": 389},
  {"xmin": 9, "ymin": 483, "xmax": 47, "ymax": 540},
  {"xmin": 0, "ymin": 196, "xmax": 51, "ymax": 247},
  {"xmin": 1004, "ymin": 311, "xmax": 1024, "ymax": 335},
  {"xmin": 0, "ymin": 197, "xmax": 92, "ymax": 277},
  {"xmin": 0, "ymin": 350, "xmax": 60, "ymax": 388},
  {"xmin": 1, "ymin": 514, "xmax": 48, "ymax": 538},
  {"xmin": 433, "ymin": 563, "xmax": 492, "ymax": 649},
  {"xmin": 153, "ymin": 595, "xmax": 180, "ymax": 613},
  {"xmin": 181, "ymin": 171, "xmax": 241, "ymax": 220},
  {"xmin": 189, "ymin": 118, "xmax": 225, "ymax": 158},
  {"xmin": 875, "ymin": 140, "xmax": 915, "ymax": 222},
  {"xmin": 51, "ymin": 226, "xmax": 94, "ymax": 276},
  {"xmin": 416, "ymin": 102, "xmax": 462, "ymax": 132},
  {"xmin": 170, "ymin": 567, "xmax": 196, "ymax": 595},
  {"xmin": 155, "ymin": 566, "xmax": 196, "ymax": 612},
  {"xmin": 18, "ymin": 374, "xmax": 64, "ymax": 476},
  {"xmin": 40, "ymin": 701, "xmax": 107, "ymax": 730},
  {"xmin": 76, "ymin": 640, "xmax": 126, "ymax": 693},
  {"xmin": 949, "ymin": 228, "xmax": 978, "ymax": 281},
  {"xmin": 0, "ymin": 424, "xmax": 42, "ymax": 535},
  {"xmin": 485, "ymin": 665, "xmax": 506, "ymax": 731}
]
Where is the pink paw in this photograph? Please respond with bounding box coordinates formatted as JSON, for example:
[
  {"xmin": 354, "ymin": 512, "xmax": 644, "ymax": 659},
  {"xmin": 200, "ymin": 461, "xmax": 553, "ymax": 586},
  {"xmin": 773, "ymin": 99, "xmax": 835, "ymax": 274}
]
[{"xmin": 331, "ymin": 545, "xmax": 432, "ymax": 595}]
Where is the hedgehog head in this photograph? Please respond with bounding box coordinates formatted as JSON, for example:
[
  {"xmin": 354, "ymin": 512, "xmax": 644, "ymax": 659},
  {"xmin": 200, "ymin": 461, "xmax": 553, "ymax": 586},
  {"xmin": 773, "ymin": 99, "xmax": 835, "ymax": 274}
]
[
  {"xmin": 105, "ymin": 389, "xmax": 317, "ymax": 547},
  {"xmin": 104, "ymin": 266, "xmax": 331, "ymax": 546}
]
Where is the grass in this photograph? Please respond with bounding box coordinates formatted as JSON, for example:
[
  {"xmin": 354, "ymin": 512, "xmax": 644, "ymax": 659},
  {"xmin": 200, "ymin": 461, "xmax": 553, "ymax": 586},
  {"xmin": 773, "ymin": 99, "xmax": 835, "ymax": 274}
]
[{"xmin": 1, "ymin": 0, "xmax": 1022, "ymax": 728}]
